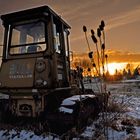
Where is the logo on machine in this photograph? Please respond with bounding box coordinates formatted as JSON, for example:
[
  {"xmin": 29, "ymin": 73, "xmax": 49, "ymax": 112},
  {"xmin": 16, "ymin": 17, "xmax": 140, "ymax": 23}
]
[{"xmin": 9, "ymin": 63, "xmax": 33, "ymax": 79}]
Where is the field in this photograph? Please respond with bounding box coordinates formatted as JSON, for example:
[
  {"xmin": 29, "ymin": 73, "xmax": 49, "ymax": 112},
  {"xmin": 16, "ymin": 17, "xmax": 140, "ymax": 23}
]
[
  {"xmin": 81, "ymin": 81, "xmax": 140, "ymax": 140},
  {"xmin": 0, "ymin": 81, "xmax": 140, "ymax": 140}
]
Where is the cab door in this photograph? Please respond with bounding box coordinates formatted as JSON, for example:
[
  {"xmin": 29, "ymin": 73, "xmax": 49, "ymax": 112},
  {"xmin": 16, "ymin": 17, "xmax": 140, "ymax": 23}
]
[{"xmin": 53, "ymin": 21, "xmax": 70, "ymax": 87}]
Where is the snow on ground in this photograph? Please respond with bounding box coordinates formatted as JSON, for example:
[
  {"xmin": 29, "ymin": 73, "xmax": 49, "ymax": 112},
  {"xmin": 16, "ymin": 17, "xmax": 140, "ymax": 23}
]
[
  {"xmin": 106, "ymin": 81, "xmax": 140, "ymax": 120},
  {"xmin": 81, "ymin": 80, "xmax": 140, "ymax": 140},
  {"xmin": 0, "ymin": 129, "xmax": 60, "ymax": 140},
  {"xmin": 0, "ymin": 80, "xmax": 140, "ymax": 139}
]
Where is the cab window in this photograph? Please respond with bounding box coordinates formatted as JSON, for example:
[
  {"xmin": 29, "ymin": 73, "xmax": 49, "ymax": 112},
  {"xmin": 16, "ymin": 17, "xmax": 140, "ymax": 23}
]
[
  {"xmin": 53, "ymin": 23, "xmax": 61, "ymax": 54},
  {"xmin": 9, "ymin": 21, "xmax": 46, "ymax": 55}
]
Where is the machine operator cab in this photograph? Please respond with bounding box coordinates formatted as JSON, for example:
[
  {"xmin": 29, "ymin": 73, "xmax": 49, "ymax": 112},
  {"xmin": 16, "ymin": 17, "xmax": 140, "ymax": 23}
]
[{"xmin": 0, "ymin": 6, "xmax": 71, "ymax": 91}]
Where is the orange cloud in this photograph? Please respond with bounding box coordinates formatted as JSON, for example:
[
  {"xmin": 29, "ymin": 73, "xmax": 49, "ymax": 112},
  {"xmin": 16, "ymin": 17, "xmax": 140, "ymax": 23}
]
[
  {"xmin": 73, "ymin": 49, "xmax": 140, "ymax": 64},
  {"xmin": 106, "ymin": 50, "xmax": 140, "ymax": 63}
]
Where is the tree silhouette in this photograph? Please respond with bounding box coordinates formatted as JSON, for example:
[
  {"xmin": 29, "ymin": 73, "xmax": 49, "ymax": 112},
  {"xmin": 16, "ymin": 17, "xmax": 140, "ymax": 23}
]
[{"xmin": 133, "ymin": 67, "xmax": 139, "ymax": 78}]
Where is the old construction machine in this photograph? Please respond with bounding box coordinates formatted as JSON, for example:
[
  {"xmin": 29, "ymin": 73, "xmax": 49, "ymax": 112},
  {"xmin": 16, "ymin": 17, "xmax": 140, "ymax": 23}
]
[{"xmin": 0, "ymin": 6, "xmax": 104, "ymax": 132}]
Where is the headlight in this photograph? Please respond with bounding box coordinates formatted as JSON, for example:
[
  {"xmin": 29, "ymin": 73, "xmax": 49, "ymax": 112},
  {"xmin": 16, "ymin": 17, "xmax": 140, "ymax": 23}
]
[
  {"xmin": 35, "ymin": 77, "xmax": 47, "ymax": 87},
  {"xmin": 35, "ymin": 78, "xmax": 43, "ymax": 86},
  {"xmin": 35, "ymin": 60, "xmax": 46, "ymax": 73}
]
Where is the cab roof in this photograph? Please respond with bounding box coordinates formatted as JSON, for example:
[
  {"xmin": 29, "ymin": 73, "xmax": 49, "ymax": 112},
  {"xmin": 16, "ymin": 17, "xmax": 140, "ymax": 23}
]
[{"xmin": 1, "ymin": 5, "xmax": 70, "ymax": 28}]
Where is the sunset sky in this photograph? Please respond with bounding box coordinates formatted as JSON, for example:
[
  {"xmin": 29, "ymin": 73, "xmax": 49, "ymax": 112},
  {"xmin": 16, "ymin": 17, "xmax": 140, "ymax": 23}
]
[{"xmin": 0, "ymin": 0, "xmax": 140, "ymax": 66}]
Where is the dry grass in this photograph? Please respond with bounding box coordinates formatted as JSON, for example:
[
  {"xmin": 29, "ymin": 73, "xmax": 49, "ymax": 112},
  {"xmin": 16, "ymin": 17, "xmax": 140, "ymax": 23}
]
[{"xmin": 107, "ymin": 100, "xmax": 127, "ymax": 113}]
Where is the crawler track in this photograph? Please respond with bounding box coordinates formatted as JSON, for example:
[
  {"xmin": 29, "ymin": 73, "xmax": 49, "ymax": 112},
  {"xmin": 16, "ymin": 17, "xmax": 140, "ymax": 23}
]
[{"xmin": 0, "ymin": 93, "xmax": 108, "ymax": 138}]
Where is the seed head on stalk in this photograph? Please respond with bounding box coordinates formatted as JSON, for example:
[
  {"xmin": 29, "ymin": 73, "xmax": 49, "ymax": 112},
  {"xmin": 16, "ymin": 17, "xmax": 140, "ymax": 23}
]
[
  {"xmin": 91, "ymin": 29, "xmax": 95, "ymax": 35},
  {"xmin": 101, "ymin": 20, "xmax": 105, "ymax": 29},
  {"xmin": 97, "ymin": 28, "xmax": 101, "ymax": 38},
  {"xmin": 83, "ymin": 25, "xmax": 91, "ymax": 51},
  {"xmin": 91, "ymin": 34, "xmax": 98, "ymax": 43},
  {"xmin": 83, "ymin": 25, "xmax": 87, "ymax": 32}
]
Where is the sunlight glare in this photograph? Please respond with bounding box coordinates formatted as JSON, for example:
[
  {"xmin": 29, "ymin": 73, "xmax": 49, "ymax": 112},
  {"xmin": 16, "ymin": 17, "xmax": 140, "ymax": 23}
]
[{"xmin": 107, "ymin": 62, "xmax": 127, "ymax": 75}]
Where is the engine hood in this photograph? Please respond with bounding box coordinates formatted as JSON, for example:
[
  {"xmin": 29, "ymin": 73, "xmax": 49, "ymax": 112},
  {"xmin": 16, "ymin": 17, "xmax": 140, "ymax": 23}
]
[{"xmin": 0, "ymin": 58, "xmax": 36, "ymax": 88}]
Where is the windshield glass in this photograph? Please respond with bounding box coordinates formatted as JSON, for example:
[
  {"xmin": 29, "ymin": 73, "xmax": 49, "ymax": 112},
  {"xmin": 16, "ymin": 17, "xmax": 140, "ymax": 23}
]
[{"xmin": 9, "ymin": 21, "xmax": 46, "ymax": 54}]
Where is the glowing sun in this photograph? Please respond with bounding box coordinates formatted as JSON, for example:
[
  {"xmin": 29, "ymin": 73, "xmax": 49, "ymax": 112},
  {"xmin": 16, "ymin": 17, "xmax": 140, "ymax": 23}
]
[{"xmin": 107, "ymin": 62, "xmax": 127, "ymax": 75}]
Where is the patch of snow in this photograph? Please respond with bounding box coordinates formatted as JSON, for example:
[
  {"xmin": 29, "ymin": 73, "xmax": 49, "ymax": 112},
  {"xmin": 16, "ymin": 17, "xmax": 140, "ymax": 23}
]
[
  {"xmin": 59, "ymin": 107, "xmax": 73, "ymax": 114},
  {"xmin": 0, "ymin": 129, "xmax": 60, "ymax": 140},
  {"xmin": 61, "ymin": 99, "xmax": 75, "ymax": 106},
  {"xmin": 122, "ymin": 79, "xmax": 140, "ymax": 83},
  {"xmin": 0, "ymin": 93, "xmax": 9, "ymax": 99},
  {"xmin": 107, "ymin": 127, "xmax": 127, "ymax": 140},
  {"xmin": 136, "ymin": 127, "xmax": 140, "ymax": 138},
  {"xmin": 61, "ymin": 94, "xmax": 95, "ymax": 106},
  {"xmin": 81, "ymin": 126, "xmax": 95, "ymax": 138}
]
